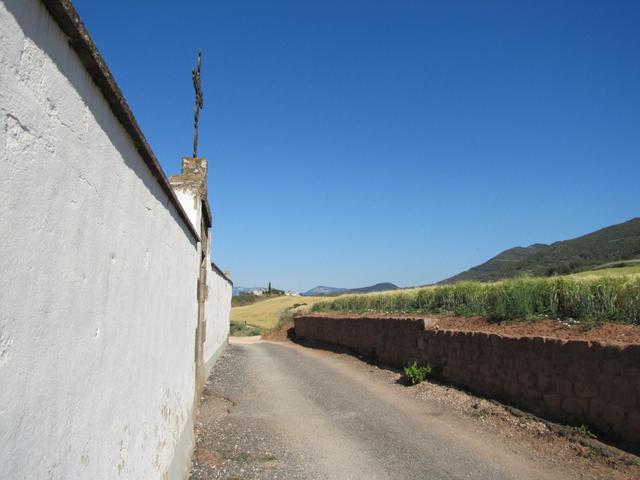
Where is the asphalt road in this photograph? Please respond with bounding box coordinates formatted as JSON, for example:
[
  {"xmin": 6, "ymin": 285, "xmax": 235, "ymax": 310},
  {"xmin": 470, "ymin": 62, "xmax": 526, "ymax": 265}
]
[{"xmin": 190, "ymin": 340, "xmax": 568, "ymax": 480}]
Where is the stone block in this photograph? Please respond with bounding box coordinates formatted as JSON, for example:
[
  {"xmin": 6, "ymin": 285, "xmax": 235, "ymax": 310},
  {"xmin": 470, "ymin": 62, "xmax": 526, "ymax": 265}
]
[
  {"xmin": 603, "ymin": 357, "xmax": 627, "ymax": 376},
  {"xmin": 518, "ymin": 371, "xmax": 537, "ymax": 388},
  {"xmin": 498, "ymin": 368, "xmax": 518, "ymax": 382},
  {"xmin": 610, "ymin": 377, "xmax": 637, "ymax": 410},
  {"xmin": 527, "ymin": 358, "xmax": 544, "ymax": 373},
  {"xmin": 621, "ymin": 366, "xmax": 640, "ymax": 379},
  {"xmin": 480, "ymin": 341, "xmax": 493, "ymax": 355},
  {"xmin": 489, "ymin": 355, "xmax": 502, "ymax": 368},
  {"xmin": 562, "ymin": 397, "xmax": 587, "ymax": 417},
  {"xmin": 625, "ymin": 345, "xmax": 640, "ymax": 364},
  {"xmin": 504, "ymin": 382, "xmax": 520, "ymax": 398},
  {"xmin": 544, "ymin": 393, "xmax": 563, "ymax": 411},
  {"xmin": 565, "ymin": 365, "xmax": 591, "ymax": 382},
  {"xmin": 547, "ymin": 338, "xmax": 569, "ymax": 353},
  {"xmin": 537, "ymin": 374, "xmax": 552, "ymax": 393},
  {"xmin": 506, "ymin": 358, "xmax": 529, "ymax": 371},
  {"xmin": 588, "ymin": 399, "xmax": 612, "ymax": 435},
  {"xmin": 488, "ymin": 378, "xmax": 504, "ymax": 395},
  {"xmin": 526, "ymin": 388, "xmax": 544, "ymax": 407},
  {"xmin": 621, "ymin": 411, "xmax": 640, "ymax": 443},
  {"xmin": 603, "ymin": 404, "xmax": 626, "ymax": 434},
  {"xmin": 591, "ymin": 342, "xmax": 624, "ymax": 360},
  {"xmin": 489, "ymin": 334, "xmax": 503, "ymax": 348},
  {"xmin": 554, "ymin": 378, "xmax": 573, "ymax": 397},
  {"xmin": 574, "ymin": 381, "xmax": 598, "ymax": 399},
  {"xmin": 566, "ymin": 339, "xmax": 592, "ymax": 354}
]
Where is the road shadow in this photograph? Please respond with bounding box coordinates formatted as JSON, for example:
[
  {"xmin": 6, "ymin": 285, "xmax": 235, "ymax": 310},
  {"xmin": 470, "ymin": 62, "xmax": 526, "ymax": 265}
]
[
  {"xmin": 290, "ymin": 333, "xmax": 451, "ymax": 387},
  {"xmin": 290, "ymin": 334, "xmax": 640, "ymax": 458},
  {"xmin": 291, "ymin": 336, "xmax": 419, "ymax": 383}
]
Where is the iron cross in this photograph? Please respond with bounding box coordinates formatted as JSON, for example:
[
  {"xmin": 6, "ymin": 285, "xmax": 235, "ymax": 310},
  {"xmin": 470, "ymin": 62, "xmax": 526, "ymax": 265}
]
[{"xmin": 192, "ymin": 50, "xmax": 204, "ymax": 158}]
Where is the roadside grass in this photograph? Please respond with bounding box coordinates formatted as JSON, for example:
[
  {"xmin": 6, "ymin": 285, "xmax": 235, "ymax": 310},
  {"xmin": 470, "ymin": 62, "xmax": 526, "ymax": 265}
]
[
  {"xmin": 261, "ymin": 302, "xmax": 314, "ymax": 339},
  {"xmin": 231, "ymin": 295, "xmax": 327, "ymax": 330},
  {"xmin": 230, "ymin": 321, "xmax": 263, "ymax": 337},
  {"xmin": 311, "ymin": 275, "xmax": 640, "ymax": 325}
]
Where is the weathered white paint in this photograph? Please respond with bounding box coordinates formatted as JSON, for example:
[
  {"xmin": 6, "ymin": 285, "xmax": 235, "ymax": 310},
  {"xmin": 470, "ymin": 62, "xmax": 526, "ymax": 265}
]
[
  {"xmin": 173, "ymin": 188, "xmax": 200, "ymax": 233},
  {"xmin": 204, "ymin": 265, "xmax": 232, "ymax": 376},
  {"xmin": 0, "ymin": 1, "xmax": 230, "ymax": 478},
  {"xmin": 168, "ymin": 158, "xmax": 231, "ymax": 381}
]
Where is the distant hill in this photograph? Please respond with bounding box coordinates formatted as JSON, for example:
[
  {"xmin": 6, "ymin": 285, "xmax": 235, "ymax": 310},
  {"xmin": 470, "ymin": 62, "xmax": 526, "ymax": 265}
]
[
  {"xmin": 441, "ymin": 217, "xmax": 640, "ymax": 284},
  {"xmin": 348, "ymin": 282, "xmax": 399, "ymax": 294},
  {"xmin": 303, "ymin": 282, "xmax": 399, "ymax": 296},
  {"xmin": 302, "ymin": 286, "xmax": 347, "ymax": 296}
]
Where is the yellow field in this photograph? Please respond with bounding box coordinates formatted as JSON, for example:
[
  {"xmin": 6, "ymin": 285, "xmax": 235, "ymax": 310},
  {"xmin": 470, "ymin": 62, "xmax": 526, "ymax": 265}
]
[
  {"xmin": 230, "ymin": 266, "xmax": 640, "ymax": 332},
  {"xmin": 570, "ymin": 264, "xmax": 640, "ymax": 279},
  {"xmin": 230, "ymin": 295, "xmax": 327, "ymax": 330}
]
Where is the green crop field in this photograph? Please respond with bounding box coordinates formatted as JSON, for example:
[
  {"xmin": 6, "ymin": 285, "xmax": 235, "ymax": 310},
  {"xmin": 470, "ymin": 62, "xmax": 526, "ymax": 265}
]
[
  {"xmin": 312, "ymin": 274, "xmax": 640, "ymax": 325},
  {"xmin": 231, "ymin": 295, "xmax": 327, "ymax": 331}
]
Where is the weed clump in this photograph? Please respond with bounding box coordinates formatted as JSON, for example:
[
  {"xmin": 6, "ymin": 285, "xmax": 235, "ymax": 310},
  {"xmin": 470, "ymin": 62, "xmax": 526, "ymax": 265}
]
[
  {"xmin": 403, "ymin": 362, "xmax": 433, "ymax": 385},
  {"xmin": 229, "ymin": 321, "xmax": 263, "ymax": 336}
]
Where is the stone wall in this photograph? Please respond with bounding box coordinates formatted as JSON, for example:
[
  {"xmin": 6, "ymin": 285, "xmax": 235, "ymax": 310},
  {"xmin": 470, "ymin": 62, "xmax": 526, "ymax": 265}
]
[
  {"xmin": 294, "ymin": 315, "xmax": 640, "ymax": 447},
  {"xmin": 294, "ymin": 315, "xmax": 427, "ymax": 366}
]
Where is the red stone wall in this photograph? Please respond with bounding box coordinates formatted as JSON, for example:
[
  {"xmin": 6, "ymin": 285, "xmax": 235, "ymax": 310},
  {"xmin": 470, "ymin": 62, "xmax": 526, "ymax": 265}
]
[
  {"xmin": 294, "ymin": 315, "xmax": 640, "ymax": 447},
  {"xmin": 294, "ymin": 315, "xmax": 426, "ymax": 365}
]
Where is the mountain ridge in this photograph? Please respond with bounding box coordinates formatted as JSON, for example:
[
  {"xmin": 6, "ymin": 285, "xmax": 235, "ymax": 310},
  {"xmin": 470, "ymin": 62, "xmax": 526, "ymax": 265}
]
[
  {"xmin": 441, "ymin": 217, "xmax": 640, "ymax": 284},
  {"xmin": 302, "ymin": 282, "xmax": 399, "ymax": 297}
]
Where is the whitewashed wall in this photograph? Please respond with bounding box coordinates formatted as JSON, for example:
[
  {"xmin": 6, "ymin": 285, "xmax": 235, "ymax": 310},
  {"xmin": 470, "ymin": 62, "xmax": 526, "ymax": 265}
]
[
  {"xmin": 169, "ymin": 184, "xmax": 232, "ymax": 383},
  {"xmin": 0, "ymin": 1, "xmax": 223, "ymax": 478},
  {"xmin": 173, "ymin": 188, "xmax": 200, "ymax": 234},
  {"xmin": 204, "ymin": 265, "xmax": 232, "ymax": 376}
]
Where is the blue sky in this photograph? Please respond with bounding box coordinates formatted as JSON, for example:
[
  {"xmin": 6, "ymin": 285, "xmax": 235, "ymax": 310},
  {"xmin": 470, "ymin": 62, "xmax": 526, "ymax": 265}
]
[{"xmin": 73, "ymin": 0, "xmax": 640, "ymax": 292}]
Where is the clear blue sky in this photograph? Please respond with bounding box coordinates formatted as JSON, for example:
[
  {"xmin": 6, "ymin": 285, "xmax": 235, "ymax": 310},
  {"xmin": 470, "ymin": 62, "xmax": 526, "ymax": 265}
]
[{"xmin": 73, "ymin": 0, "xmax": 639, "ymax": 292}]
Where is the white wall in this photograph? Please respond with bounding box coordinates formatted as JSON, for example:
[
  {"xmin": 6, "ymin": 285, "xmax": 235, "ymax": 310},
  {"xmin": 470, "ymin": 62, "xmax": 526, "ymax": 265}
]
[
  {"xmin": 204, "ymin": 266, "xmax": 232, "ymax": 377},
  {"xmin": 0, "ymin": 1, "xmax": 213, "ymax": 478},
  {"xmin": 169, "ymin": 166, "xmax": 232, "ymax": 382},
  {"xmin": 169, "ymin": 183, "xmax": 232, "ymax": 381},
  {"xmin": 173, "ymin": 188, "xmax": 200, "ymax": 234}
]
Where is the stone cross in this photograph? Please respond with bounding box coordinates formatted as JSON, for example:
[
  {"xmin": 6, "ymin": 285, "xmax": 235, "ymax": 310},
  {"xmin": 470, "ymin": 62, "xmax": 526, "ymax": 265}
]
[{"xmin": 192, "ymin": 50, "xmax": 204, "ymax": 158}]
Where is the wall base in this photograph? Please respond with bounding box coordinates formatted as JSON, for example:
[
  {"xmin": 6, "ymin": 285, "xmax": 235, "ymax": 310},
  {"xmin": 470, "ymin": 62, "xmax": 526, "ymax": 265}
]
[
  {"xmin": 204, "ymin": 339, "xmax": 228, "ymax": 380},
  {"xmin": 167, "ymin": 408, "xmax": 194, "ymax": 480}
]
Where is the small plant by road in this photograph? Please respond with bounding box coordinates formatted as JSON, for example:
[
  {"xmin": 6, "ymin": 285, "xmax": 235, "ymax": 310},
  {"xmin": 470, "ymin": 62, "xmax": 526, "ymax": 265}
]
[
  {"xmin": 576, "ymin": 424, "xmax": 596, "ymax": 439},
  {"xmin": 230, "ymin": 321, "xmax": 263, "ymax": 337},
  {"xmin": 403, "ymin": 362, "xmax": 433, "ymax": 385}
]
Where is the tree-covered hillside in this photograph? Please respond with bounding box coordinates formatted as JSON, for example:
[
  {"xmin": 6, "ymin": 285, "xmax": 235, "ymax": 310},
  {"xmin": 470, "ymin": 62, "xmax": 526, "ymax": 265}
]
[{"xmin": 442, "ymin": 218, "xmax": 640, "ymax": 283}]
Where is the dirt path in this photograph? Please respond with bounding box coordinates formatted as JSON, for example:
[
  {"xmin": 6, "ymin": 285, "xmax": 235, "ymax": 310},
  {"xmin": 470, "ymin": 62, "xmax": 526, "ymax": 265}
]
[{"xmin": 190, "ymin": 340, "xmax": 638, "ymax": 480}]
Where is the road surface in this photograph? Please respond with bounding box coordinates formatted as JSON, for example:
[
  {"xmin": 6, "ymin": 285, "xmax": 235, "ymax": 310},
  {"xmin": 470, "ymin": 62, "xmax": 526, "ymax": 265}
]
[{"xmin": 190, "ymin": 339, "xmax": 578, "ymax": 480}]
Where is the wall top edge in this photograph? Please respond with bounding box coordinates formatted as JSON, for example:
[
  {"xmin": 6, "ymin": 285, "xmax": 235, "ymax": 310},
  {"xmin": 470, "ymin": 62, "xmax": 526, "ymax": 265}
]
[
  {"xmin": 40, "ymin": 0, "xmax": 200, "ymax": 242},
  {"xmin": 211, "ymin": 261, "xmax": 232, "ymax": 286}
]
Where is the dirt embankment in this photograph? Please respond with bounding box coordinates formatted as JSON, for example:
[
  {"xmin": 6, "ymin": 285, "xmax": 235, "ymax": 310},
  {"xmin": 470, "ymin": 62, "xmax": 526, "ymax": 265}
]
[{"xmin": 261, "ymin": 321, "xmax": 295, "ymax": 342}]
